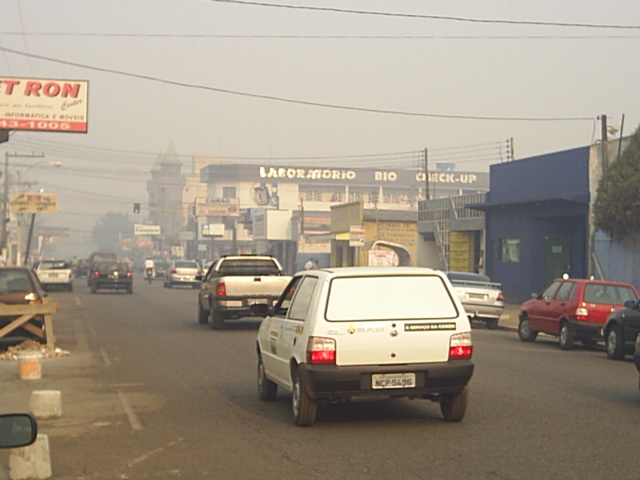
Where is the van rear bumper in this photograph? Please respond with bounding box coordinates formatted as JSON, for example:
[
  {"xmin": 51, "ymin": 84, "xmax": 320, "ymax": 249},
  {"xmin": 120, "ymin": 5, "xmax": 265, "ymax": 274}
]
[{"xmin": 298, "ymin": 360, "xmax": 474, "ymax": 400}]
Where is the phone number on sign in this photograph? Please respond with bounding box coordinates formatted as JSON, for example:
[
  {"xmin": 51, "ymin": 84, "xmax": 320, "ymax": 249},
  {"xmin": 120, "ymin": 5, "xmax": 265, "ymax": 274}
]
[{"xmin": 0, "ymin": 119, "xmax": 86, "ymax": 132}]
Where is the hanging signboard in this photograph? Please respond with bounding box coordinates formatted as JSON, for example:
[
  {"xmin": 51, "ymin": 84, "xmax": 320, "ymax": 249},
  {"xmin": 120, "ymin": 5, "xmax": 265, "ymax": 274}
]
[
  {"xmin": 134, "ymin": 224, "xmax": 161, "ymax": 236},
  {"xmin": 194, "ymin": 198, "xmax": 239, "ymax": 217},
  {"xmin": 10, "ymin": 193, "xmax": 58, "ymax": 213}
]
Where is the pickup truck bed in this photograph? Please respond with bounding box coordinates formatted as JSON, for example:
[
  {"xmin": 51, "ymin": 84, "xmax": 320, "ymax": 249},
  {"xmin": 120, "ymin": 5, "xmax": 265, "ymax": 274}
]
[{"xmin": 34, "ymin": 260, "xmax": 73, "ymax": 291}]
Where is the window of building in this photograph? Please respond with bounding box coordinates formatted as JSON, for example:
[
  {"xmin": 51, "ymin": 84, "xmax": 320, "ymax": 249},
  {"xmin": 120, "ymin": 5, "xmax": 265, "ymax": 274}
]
[
  {"xmin": 501, "ymin": 238, "xmax": 520, "ymax": 263},
  {"xmin": 222, "ymin": 186, "xmax": 236, "ymax": 199}
]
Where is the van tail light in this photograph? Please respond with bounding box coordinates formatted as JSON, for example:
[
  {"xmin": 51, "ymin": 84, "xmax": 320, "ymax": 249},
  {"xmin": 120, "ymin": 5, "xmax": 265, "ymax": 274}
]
[
  {"xmin": 216, "ymin": 282, "xmax": 227, "ymax": 296},
  {"xmin": 449, "ymin": 332, "xmax": 473, "ymax": 360},
  {"xmin": 306, "ymin": 337, "xmax": 336, "ymax": 364},
  {"xmin": 127, "ymin": 272, "xmax": 133, "ymax": 279},
  {"xmin": 575, "ymin": 307, "xmax": 588, "ymax": 321},
  {"xmin": 497, "ymin": 291, "xmax": 505, "ymax": 303},
  {"xmin": 93, "ymin": 270, "xmax": 100, "ymax": 278}
]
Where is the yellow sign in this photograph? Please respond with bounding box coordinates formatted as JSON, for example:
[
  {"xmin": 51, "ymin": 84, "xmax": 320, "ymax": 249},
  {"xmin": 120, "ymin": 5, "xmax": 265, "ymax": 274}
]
[{"xmin": 10, "ymin": 193, "xmax": 58, "ymax": 213}]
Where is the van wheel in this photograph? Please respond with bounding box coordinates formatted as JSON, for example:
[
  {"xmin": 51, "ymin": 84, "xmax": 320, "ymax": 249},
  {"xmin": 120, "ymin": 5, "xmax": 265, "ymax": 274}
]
[
  {"xmin": 606, "ymin": 325, "xmax": 625, "ymax": 359},
  {"xmin": 257, "ymin": 357, "xmax": 277, "ymax": 401},
  {"xmin": 210, "ymin": 311, "xmax": 225, "ymax": 330},
  {"xmin": 559, "ymin": 322, "xmax": 574, "ymax": 350},
  {"xmin": 197, "ymin": 303, "xmax": 209, "ymax": 325},
  {"xmin": 292, "ymin": 369, "xmax": 316, "ymax": 427},
  {"xmin": 518, "ymin": 315, "xmax": 538, "ymax": 342},
  {"xmin": 440, "ymin": 387, "xmax": 468, "ymax": 422}
]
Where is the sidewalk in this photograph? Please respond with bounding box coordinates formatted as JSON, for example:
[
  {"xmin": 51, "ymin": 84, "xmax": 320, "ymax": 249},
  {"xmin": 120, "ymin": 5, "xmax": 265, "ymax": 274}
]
[{"xmin": 498, "ymin": 302, "xmax": 520, "ymax": 330}]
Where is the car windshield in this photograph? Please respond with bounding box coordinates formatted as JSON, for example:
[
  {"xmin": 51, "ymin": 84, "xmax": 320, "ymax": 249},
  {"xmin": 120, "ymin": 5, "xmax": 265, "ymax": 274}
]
[
  {"xmin": 39, "ymin": 261, "xmax": 69, "ymax": 270},
  {"xmin": 218, "ymin": 260, "xmax": 279, "ymax": 276},
  {"xmin": 175, "ymin": 261, "xmax": 198, "ymax": 269},
  {"xmin": 325, "ymin": 275, "xmax": 459, "ymax": 321}
]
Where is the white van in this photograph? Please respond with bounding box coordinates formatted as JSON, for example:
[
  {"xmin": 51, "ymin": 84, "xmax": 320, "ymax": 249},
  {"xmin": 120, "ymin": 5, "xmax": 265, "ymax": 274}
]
[{"xmin": 256, "ymin": 267, "xmax": 474, "ymax": 426}]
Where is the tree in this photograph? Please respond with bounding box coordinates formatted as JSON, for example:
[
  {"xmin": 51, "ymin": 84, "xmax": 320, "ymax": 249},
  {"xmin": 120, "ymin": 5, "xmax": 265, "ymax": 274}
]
[
  {"xmin": 91, "ymin": 212, "xmax": 134, "ymax": 253},
  {"xmin": 593, "ymin": 124, "xmax": 640, "ymax": 239}
]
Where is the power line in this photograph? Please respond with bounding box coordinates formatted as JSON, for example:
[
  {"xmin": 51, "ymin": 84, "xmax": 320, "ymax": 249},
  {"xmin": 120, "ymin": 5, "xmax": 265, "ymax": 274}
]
[
  {"xmin": 0, "ymin": 46, "xmax": 595, "ymax": 123},
  {"xmin": 2, "ymin": 31, "xmax": 639, "ymax": 39},
  {"xmin": 211, "ymin": 0, "xmax": 640, "ymax": 30}
]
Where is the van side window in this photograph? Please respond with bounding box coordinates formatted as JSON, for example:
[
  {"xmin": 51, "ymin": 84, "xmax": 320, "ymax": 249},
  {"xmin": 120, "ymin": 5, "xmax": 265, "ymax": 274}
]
[
  {"xmin": 288, "ymin": 277, "xmax": 318, "ymax": 321},
  {"xmin": 272, "ymin": 276, "xmax": 302, "ymax": 317}
]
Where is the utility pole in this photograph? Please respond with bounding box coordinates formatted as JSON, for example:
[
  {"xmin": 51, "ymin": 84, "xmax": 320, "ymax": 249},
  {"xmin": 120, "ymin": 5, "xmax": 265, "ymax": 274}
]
[
  {"xmin": 1, "ymin": 151, "xmax": 45, "ymax": 260},
  {"xmin": 423, "ymin": 148, "xmax": 430, "ymax": 200}
]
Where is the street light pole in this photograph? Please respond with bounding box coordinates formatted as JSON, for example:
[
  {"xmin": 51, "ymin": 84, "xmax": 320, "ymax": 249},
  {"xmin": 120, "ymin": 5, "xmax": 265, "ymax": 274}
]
[{"xmin": 1, "ymin": 151, "xmax": 45, "ymax": 262}]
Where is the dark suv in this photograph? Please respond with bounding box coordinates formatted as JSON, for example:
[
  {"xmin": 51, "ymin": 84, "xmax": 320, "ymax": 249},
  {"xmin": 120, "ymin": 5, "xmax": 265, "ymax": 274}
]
[
  {"xmin": 88, "ymin": 261, "xmax": 133, "ymax": 294},
  {"xmin": 518, "ymin": 277, "xmax": 639, "ymax": 350}
]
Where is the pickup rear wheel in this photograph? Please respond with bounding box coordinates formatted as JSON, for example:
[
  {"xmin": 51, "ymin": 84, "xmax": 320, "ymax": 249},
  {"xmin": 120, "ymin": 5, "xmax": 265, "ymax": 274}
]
[
  {"xmin": 559, "ymin": 322, "xmax": 575, "ymax": 350},
  {"xmin": 210, "ymin": 310, "xmax": 225, "ymax": 330},
  {"xmin": 518, "ymin": 314, "xmax": 538, "ymax": 342},
  {"xmin": 440, "ymin": 387, "xmax": 468, "ymax": 422},
  {"xmin": 197, "ymin": 303, "xmax": 209, "ymax": 325},
  {"xmin": 292, "ymin": 369, "xmax": 316, "ymax": 427},
  {"xmin": 606, "ymin": 325, "xmax": 625, "ymax": 359},
  {"xmin": 257, "ymin": 357, "xmax": 277, "ymax": 401},
  {"xmin": 485, "ymin": 318, "xmax": 499, "ymax": 330}
]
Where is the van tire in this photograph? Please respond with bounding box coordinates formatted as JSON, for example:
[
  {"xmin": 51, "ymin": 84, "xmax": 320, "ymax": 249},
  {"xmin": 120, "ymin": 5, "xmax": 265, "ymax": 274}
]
[
  {"xmin": 559, "ymin": 322, "xmax": 574, "ymax": 350},
  {"xmin": 440, "ymin": 387, "xmax": 468, "ymax": 422},
  {"xmin": 257, "ymin": 357, "xmax": 277, "ymax": 401},
  {"xmin": 292, "ymin": 369, "xmax": 316, "ymax": 427}
]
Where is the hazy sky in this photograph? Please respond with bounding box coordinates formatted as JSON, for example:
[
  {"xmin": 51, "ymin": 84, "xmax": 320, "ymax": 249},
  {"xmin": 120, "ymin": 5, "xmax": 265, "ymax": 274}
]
[{"xmin": 1, "ymin": 0, "xmax": 639, "ymax": 257}]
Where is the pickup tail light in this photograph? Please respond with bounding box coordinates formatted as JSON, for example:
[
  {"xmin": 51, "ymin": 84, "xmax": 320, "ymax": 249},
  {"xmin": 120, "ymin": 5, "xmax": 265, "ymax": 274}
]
[
  {"xmin": 497, "ymin": 291, "xmax": 505, "ymax": 303},
  {"xmin": 127, "ymin": 272, "xmax": 133, "ymax": 279},
  {"xmin": 307, "ymin": 337, "xmax": 336, "ymax": 364},
  {"xmin": 216, "ymin": 282, "xmax": 227, "ymax": 296},
  {"xmin": 449, "ymin": 332, "xmax": 473, "ymax": 360},
  {"xmin": 171, "ymin": 268, "xmax": 177, "ymax": 274}
]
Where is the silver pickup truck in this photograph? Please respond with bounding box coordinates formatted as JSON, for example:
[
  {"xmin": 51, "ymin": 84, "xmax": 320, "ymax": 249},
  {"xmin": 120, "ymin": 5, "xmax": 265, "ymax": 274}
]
[{"xmin": 197, "ymin": 255, "xmax": 291, "ymax": 329}]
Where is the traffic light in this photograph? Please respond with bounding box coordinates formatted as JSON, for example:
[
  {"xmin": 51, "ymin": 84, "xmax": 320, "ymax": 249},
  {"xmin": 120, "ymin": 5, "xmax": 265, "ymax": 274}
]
[{"xmin": 133, "ymin": 203, "xmax": 140, "ymax": 214}]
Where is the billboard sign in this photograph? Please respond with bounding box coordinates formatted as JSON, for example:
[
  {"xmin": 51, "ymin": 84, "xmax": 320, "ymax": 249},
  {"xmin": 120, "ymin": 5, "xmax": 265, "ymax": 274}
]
[
  {"xmin": 0, "ymin": 77, "xmax": 89, "ymax": 133},
  {"xmin": 194, "ymin": 197, "xmax": 239, "ymax": 217},
  {"xmin": 10, "ymin": 193, "xmax": 58, "ymax": 213},
  {"xmin": 134, "ymin": 224, "xmax": 161, "ymax": 236}
]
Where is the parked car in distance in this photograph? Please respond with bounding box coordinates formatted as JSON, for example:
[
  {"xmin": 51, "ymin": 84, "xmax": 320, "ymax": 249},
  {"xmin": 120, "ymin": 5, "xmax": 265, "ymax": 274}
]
[
  {"xmin": 88, "ymin": 261, "xmax": 133, "ymax": 294},
  {"xmin": 518, "ymin": 277, "xmax": 639, "ymax": 350},
  {"xmin": 0, "ymin": 267, "xmax": 49, "ymax": 343},
  {"xmin": 602, "ymin": 299, "xmax": 640, "ymax": 359},
  {"xmin": 255, "ymin": 267, "xmax": 474, "ymax": 426},
  {"xmin": 0, "ymin": 414, "xmax": 38, "ymax": 449},
  {"xmin": 33, "ymin": 259, "xmax": 73, "ymax": 291},
  {"xmin": 445, "ymin": 271, "xmax": 504, "ymax": 329},
  {"xmin": 164, "ymin": 260, "xmax": 202, "ymax": 288}
]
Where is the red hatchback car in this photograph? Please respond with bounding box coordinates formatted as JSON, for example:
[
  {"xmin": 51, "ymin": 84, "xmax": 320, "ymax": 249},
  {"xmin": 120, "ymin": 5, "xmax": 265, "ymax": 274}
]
[{"xmin": 518, "ymin": 277, "xmax": 640, "ymax": 350}]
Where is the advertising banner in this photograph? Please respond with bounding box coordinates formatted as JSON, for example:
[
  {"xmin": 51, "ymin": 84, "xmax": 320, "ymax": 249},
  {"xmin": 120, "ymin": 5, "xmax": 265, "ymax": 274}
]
[
  {"xmin": 10, "ymin": 193, "xmax": 58, "ymax": 213},
  {"xmin": 194, "ymin": 197, "xmax": 239, "ymax": 217},
  {"xmin": 0, "ymin": 77, "xmax": 89, "ymax": 133}
]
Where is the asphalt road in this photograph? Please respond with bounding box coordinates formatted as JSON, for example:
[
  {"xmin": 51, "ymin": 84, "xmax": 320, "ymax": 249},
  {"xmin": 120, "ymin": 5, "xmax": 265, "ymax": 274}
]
[{"xmin": 2, "ymin": 278, "xmax": 639, "ymax": 480}]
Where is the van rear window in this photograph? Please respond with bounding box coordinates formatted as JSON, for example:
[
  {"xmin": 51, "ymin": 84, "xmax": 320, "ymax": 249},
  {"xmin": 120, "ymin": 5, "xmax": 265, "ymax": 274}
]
[{"xmin": 325, "ymin": 275, "xmax": 459, "ymax": 321}]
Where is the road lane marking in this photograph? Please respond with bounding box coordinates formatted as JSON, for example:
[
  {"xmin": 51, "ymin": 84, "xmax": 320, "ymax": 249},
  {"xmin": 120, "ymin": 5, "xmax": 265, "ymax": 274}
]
[
  {"xmin": 117, "ymin": 390, "xmax": 144, "ymax": 431},
  {"xmin": 100, "ymin": 348, "xmax": 112, "ymax": 367},
  {"xmin": 127, "ymin": 438, "xmax": 184, "ymax": 468}
]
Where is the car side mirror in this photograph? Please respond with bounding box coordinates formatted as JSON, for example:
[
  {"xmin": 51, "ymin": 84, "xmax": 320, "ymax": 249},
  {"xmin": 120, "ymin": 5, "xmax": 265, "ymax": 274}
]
[{"xmin": 0, "ymin": 414, "xmax": 38, "ymax": 449}]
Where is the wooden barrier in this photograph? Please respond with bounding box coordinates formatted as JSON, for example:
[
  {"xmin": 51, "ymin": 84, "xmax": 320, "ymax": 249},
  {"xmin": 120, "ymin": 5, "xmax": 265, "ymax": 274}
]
[{"xmin": 0, "ymin": 299, "xmax": 60, "ymax": 350}]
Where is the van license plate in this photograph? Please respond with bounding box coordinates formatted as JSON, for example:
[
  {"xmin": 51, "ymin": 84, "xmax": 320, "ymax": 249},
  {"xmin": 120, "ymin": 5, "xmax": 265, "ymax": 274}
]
[{"xmin": 372, "ymin": 373, "xmax": 416, "ymax": 389}]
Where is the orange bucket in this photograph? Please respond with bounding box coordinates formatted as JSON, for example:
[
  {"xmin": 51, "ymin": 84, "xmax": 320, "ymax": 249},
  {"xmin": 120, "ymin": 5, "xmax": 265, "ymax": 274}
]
[{"xmin": 16, "ymin": 351, "xmax": 43, "ymax": 380}]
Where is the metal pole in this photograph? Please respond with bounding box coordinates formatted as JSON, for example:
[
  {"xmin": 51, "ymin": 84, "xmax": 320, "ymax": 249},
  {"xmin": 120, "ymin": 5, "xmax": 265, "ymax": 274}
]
[
  {"xmin": 1, "ymin": 151, "xmax": 8, "ymax": 253},
  {"xmin": 24, "ymin": 213, "xmax": 36, "ymax": 266}
]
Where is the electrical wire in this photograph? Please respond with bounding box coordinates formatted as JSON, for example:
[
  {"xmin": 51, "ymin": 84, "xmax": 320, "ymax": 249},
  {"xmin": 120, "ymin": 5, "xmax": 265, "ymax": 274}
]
[{"xmin": 0, "ymin": 46, "xmax": 595, "ymax": 123}]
